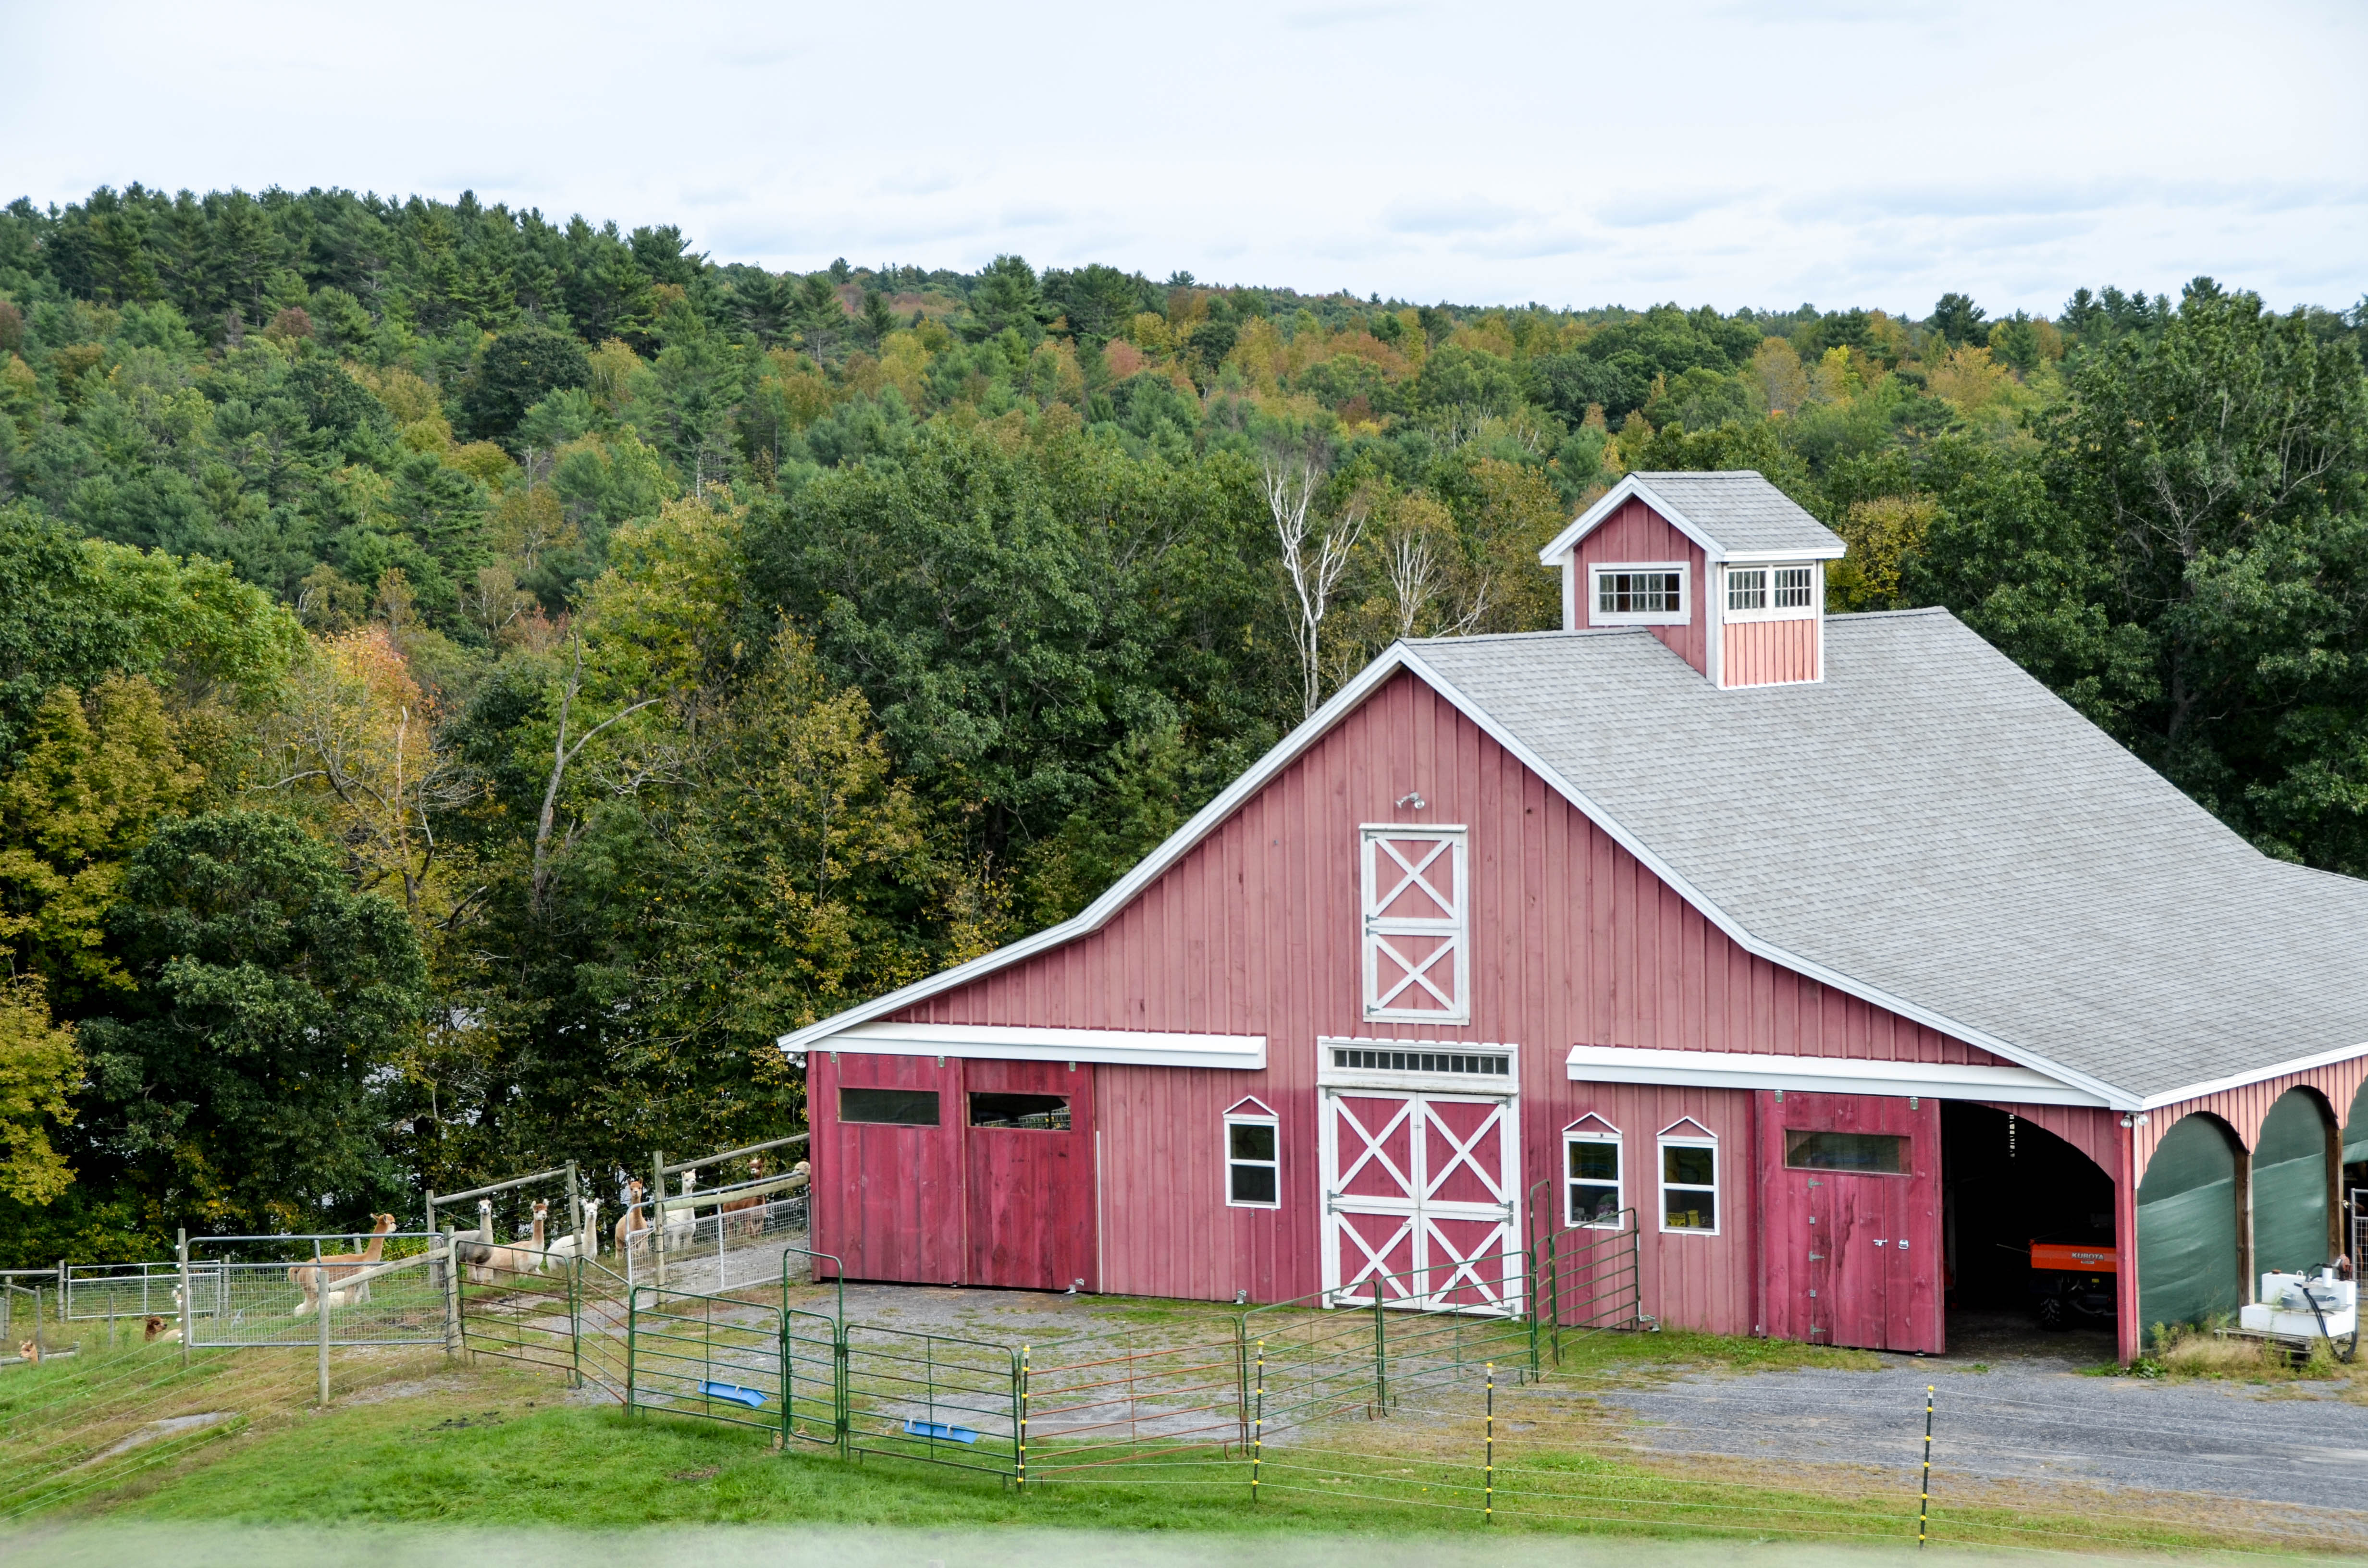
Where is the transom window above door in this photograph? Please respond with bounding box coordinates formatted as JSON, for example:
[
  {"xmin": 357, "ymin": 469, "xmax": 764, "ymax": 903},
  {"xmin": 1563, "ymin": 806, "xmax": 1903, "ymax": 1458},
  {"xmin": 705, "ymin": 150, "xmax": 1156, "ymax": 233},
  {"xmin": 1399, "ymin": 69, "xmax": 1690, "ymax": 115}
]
[
  {"xmin": 1590, "ymin": 564, "xmax": 1688, "ymax": 625},
  {"xmin": 1359, "ymin": 826, "xmax": 1470, "ymax": 1025}
]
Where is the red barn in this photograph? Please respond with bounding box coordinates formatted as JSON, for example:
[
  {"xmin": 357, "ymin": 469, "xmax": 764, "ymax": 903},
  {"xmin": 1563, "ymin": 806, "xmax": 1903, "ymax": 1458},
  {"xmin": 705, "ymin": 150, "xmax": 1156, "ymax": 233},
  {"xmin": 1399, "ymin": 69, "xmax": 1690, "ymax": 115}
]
[{"xmin": 780, "ymin": 471, "xmax": 2368, "ymax": 1363}]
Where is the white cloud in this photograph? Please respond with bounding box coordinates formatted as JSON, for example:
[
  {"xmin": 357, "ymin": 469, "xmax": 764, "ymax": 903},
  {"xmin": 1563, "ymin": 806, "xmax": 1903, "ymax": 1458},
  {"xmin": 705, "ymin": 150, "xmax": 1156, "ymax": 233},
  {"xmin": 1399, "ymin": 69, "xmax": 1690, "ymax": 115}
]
[{"xmin": 1, "ymin": 0, "xmax": 2360, "ymax": 314}]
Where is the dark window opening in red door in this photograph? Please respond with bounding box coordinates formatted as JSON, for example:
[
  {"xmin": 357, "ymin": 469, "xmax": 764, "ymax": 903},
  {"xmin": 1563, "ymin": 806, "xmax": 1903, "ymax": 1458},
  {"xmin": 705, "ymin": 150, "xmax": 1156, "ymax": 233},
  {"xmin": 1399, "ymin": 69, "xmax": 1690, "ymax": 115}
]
[
  {"xmin": 969, "ymin": 1091, "xmax": 1070, "ymax": 1130},
  {"xmin": 842, "ymin": 1087, "xmax": 940, "ymax": 1126},
  {"xmin": 1786, "ymin": 1130, "xmax": 1905, "ymax": 1174}
]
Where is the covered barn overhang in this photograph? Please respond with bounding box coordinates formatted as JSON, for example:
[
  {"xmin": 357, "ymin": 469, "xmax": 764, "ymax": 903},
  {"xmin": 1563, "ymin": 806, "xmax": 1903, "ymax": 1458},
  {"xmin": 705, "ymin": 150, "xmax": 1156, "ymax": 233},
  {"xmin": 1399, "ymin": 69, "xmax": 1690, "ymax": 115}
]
[
  {"xmin": 1565, "ymin": 1043, "xmax": 2109, "ymax": 1107},
  {"xmin": 791, "ymin": 1021, "xmax": 1266, "ymax": 1071}
]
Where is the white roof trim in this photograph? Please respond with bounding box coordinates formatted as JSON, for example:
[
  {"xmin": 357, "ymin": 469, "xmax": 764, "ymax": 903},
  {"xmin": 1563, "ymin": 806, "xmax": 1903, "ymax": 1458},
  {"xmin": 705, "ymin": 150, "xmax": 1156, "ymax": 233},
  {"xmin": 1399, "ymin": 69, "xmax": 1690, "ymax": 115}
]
[
  {"xmin": 2137, "ymin": 1038, "xmax": 2368, "ymax": 1112},
  {"xmin": 815, "ymin": 1022, "xmax": 1266, "ymax": 1070},
  {"xmin": 780, "ymin": 636, "xmax": 2145, "ymax": 1107},
  {"xmin": 1567, "ymin": 1044, "xmax": 2107, "ymax": 1107},
  {"xmin": 775, "ymin": 648, "xmax": 1422, "ymax": 1055},
  {"xmin": 1539, "ymin": 475, "xmax": 1726, "ymax": 566},
  {"xmin": 1720, "ymin": 545, "xmax": 1847, "ymax": 564}
]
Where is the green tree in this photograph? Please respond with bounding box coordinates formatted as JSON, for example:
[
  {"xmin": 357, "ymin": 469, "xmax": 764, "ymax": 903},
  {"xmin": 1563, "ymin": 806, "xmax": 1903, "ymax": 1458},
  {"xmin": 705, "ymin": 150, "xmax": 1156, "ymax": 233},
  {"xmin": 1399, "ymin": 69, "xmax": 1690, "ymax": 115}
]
[
  {"xmin": 461, "ymin": 324, "xmax": 592, "ymax": 446},
  {"xmin": 79, "ymin": 811, "xmax": 427, "ymax": 1230},
  {"xmin": 0, "ymin": 975, "xmax": 79, "ymax": 1205}
]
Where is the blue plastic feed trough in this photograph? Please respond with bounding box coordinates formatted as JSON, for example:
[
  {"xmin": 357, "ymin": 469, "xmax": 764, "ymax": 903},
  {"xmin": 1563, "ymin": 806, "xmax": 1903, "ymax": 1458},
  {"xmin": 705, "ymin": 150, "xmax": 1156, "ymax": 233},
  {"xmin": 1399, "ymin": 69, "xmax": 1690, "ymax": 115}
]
[
  {"xmin": 700, "ymin": 1381, "xmax": 767, "ymax": 1409},
  {"xmin": 903, "ymin": 1419, "xmax": 980, "ymax": 1444}
]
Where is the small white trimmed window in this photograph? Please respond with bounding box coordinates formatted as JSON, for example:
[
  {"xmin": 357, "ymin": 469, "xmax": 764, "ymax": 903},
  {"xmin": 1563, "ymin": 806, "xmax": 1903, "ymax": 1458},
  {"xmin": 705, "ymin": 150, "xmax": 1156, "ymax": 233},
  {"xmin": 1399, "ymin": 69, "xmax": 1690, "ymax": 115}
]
[
  {"xmin": 1225, "ymin": 1099, "xmax": 1280, "ymax": 1208},
  {"xmin": 1726, "ymin": 563, "xmax": 1818, "ymax": 621},
  {"xmin": 1590, "ymin": 563, "xmax": 1687, "ymax": 625},
  {"xmin": 1726, "ymin": 567, "xmax": 1766, "ymax": 612},
  {"xmin": 1658, "ymin": 1119, "xmax": 1719, "ymax": 1234},
  {"xmin": 1360, "ymin": 826, "xmax": 1469, "ymax": 1024},
  {"xmin": 1564, "ymin": 1116, "xmax": 1623, "ymax": 1229}
]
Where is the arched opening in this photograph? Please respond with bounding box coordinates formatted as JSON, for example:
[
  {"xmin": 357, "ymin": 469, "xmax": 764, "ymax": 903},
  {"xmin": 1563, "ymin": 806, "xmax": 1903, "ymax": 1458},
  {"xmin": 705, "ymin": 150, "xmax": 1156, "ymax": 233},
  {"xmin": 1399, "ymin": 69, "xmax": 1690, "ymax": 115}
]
[
  {"xmin": 2136, "ymin": 1114, "xmax": 2243, "ymax": 1340},
  {"xmin": 1941, "ymin": 1104, "xmax": 2115, "ymax": 1349},
  {"xmin": 2254, "ymin": 1088, "xmax": 2336, "ymax": 1277},
  {"xmin": 2341, "ymin": 1079, "xmax": 2368, "ymax": 1258}
]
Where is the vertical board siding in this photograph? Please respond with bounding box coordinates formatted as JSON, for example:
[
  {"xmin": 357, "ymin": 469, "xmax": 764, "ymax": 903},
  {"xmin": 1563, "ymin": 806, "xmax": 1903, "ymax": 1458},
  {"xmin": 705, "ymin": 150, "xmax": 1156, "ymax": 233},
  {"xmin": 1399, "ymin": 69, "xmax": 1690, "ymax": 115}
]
[
  {"xmin": 1722, "ymin": 618, "xmax": 1820, "ymax": 686},
  {"xmin": 1571, "ymin": 500, "xmax": 1710, "ymax": 675},
  {"xmin": 880, "ymin": 672, "xmax": 2023, "ymax": 1328}
]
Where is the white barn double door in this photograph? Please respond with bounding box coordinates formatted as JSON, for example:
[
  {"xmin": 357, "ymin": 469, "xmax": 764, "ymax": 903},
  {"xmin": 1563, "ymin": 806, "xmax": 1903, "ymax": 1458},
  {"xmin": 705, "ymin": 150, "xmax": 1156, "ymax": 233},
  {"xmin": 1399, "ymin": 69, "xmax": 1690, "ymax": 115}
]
[{"xmin": 1319, "ymin": 1075, "xmax": 1523, "ymax": 1316}]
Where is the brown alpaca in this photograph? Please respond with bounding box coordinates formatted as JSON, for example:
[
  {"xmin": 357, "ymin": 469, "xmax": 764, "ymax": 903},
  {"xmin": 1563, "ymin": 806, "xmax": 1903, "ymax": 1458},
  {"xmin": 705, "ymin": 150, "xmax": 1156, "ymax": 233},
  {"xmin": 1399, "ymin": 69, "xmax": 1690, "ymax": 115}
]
[
  {"xmin": 721, "ymin": 1156, "xmax": 767, "ymax": 1239},
  {"xmin": 614, "ymin": 1179, "xmax": 650, "ymax": 1255},
  {"xmin": 291, "ymin": 1213, "xmax": 397, "ymax": 1315},
  {"xmin": 143, "ymin": 1315, "xmax": 180, "ymax": 1344},
  {"xmin": 15, "ymin": 1339, "xmax": 37, "ymax": 1364}
]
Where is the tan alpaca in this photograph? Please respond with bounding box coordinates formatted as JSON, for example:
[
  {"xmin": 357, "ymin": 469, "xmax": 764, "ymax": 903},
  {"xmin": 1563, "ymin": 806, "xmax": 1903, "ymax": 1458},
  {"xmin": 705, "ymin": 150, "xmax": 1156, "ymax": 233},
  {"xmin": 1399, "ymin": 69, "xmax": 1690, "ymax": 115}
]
[
  {"xmin": 15, "ymin": 1339, "xmax": 37, "ymax": 1365},
  {"xmin": 291, "ymin": 1213, "xmax": 397, "ymax": 1316},
  {"xmin": 613, "ymin": 1179, "xmax": 650, "ymax": 1255},
  {"xmin": 143, "ymin": 1315, "xmax": 181, "ymax": 1344}
]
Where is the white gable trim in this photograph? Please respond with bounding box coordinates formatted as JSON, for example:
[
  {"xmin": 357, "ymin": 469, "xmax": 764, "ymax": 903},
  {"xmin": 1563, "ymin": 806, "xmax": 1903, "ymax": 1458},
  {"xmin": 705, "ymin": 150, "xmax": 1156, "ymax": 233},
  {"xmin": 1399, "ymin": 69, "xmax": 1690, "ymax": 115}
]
[
  {"xmin": 1539, "ymin": 475, "xmax": 1726, "ymax": 566},
  {"xmin": 1538, "ymin": 475, "xmax": 1844, "ymax": 568},
  {"xmin": 1566, "ymin": 1044, "xmax": 2105, "ymax": 1107},
  {"xmin": 816, "ymin": 1022, "xmax": 1265, "ymax": 1070},
  {"xmin": 779, "ymin": 638, "xmax": 2147, "ymax": 1107}
]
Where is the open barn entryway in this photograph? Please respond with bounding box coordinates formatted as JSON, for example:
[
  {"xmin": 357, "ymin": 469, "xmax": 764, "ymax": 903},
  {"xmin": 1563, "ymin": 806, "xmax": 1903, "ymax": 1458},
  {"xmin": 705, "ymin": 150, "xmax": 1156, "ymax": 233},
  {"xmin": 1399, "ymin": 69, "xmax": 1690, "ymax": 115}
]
[{"xmin": 1941, "ymin": 1103, "xmax": 2117, "ymax": 1346}]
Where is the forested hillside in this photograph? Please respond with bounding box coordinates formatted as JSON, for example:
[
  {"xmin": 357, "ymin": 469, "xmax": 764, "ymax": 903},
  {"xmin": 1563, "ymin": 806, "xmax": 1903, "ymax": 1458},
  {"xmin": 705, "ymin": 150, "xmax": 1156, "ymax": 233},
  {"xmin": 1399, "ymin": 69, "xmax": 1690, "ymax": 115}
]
[{"xmin": 0, "ymin": 184, "xmax": 2362, "ymax": 1263}]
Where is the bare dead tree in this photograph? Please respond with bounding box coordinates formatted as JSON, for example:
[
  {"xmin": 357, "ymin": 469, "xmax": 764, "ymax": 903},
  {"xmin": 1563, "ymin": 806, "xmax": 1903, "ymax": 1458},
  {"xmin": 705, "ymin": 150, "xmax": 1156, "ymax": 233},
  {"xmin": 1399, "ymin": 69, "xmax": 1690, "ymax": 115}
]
[
  {"xmin": 1265, "ymin": 453, "xmax": 1367, "ymax": 719},
  {"xmin": 532, "ymin": 633, "xmax": 660, "ymax": 912},
  {"xmin": 1383, "ymin": 527, "xmax": 1492, "ymax": 643}
]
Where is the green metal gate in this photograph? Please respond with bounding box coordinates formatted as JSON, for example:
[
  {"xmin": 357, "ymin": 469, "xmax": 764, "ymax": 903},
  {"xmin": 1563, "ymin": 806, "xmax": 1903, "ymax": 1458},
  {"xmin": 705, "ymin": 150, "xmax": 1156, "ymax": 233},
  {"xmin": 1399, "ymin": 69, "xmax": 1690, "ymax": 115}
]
[
  {"xmin": 628, "ymin": 1284, "xmax": 787, "ymax": 1436},
  {"xmin": 841, "ymin": 1323, "xmax": 1020, "ymax": 1476}
]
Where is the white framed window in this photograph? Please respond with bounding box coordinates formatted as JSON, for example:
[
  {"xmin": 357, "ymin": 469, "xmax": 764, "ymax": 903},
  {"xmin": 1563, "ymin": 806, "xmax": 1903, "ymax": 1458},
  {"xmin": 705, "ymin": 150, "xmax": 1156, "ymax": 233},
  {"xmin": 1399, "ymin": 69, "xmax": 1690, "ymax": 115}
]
[
  {"xmin": 1360, "ymin": 826, "xmax": 1469, "ymax": 1024},
  {"xmin": 1658, "ymin": 1118, "xmax": 1719, "ymax": 1234},
  {"xmin": 1725, "ymin": 562, "xmax": 1818, "ymax": 621},
  {"xmin": 1224, "ymin": 1098, "xmax": 1280, "ymax": 1208},
  {"xmin": 1564, "ymin": 1115, "xmax": 1624, "ymax": 1229},
  {"xmin": 1589, "ymin": 563, "xmax": 1688, "ymax": 626}
]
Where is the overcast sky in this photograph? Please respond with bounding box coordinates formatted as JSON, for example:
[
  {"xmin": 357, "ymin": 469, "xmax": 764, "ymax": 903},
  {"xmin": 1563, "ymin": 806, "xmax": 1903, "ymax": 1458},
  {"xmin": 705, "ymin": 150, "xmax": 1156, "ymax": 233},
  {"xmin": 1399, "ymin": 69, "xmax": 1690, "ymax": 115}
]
[{"xmin": 3, "ymin": 0, "xmax": 2361, "ymax": 318}]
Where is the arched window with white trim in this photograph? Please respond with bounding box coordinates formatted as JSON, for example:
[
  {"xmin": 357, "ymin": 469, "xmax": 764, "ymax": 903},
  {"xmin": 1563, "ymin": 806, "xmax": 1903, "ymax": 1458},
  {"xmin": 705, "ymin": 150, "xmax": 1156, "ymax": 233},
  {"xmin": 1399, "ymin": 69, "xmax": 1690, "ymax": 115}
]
[
  {"xmin": 1658, "ymin": 1117, "xmax": 1719, "ymax": 1234},
  {"xmin": 1564, "ymin": 1114, "xmax": 1624, "ymax": 1229}
]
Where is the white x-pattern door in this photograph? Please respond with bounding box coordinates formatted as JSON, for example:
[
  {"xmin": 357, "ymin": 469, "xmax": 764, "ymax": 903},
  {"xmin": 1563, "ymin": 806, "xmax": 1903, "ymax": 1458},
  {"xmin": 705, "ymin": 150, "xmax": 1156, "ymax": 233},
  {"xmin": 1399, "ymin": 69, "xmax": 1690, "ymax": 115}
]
[
  {"xmin": 1320, "ymin": 1087, "xmax": 1522, "ymax": 1315},
  {"xmin": 1361, "ymin": 826, "xmax": 1469, "ymax": 1024}
]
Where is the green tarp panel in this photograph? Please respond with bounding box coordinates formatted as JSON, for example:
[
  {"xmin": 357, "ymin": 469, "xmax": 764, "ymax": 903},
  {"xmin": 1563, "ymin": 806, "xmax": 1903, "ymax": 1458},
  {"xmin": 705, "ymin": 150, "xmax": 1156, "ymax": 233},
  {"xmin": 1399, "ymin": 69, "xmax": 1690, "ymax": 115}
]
[
  {"xmin": 2255, "ymin": 1092, "xmax": 2331, "ymax": 1276},
  {"xmin": 2137, "ymin": 1115, "xmax": 2240, "ymax": 1337},
  {"xmin": 2343, "ymin": 1078, "xmax": 2368, "ymax": 1169}
]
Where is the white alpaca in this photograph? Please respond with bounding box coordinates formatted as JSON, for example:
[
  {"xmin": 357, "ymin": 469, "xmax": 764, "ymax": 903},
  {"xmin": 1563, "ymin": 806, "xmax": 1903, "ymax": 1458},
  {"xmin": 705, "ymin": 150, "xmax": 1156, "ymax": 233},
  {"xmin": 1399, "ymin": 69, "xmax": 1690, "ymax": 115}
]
[
  {"xmin": 659, "ymin": 1169, "xmax": 699, "ymax": 1250},
  {"xmin": 544, "ymin": 1199, "xmax": 598, "ymax": 1264}
]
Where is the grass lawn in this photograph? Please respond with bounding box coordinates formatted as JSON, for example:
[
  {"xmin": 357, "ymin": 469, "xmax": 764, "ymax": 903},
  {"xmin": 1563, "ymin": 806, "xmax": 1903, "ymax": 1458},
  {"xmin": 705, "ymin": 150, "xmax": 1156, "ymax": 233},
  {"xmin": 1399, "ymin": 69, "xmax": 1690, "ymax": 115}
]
[{"xmin": 18, "ymin": 1343, "xmax": 2289, "ymax": 1560}]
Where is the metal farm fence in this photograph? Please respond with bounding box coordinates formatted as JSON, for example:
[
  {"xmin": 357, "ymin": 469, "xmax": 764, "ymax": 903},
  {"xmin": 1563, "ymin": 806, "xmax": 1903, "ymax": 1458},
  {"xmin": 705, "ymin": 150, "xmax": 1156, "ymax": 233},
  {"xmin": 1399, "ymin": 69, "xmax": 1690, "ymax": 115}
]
[
  {"xmin": 627, "ymin": 1283, "xmax": 789, "ymax": 1437},
  {"xmin": 177, "ymin": 1234, "xmax": 450, "ymax": 1349},
  {"xmin": 842, "ymin": 1322, "xmax": 1021, "ymax": 1476}
]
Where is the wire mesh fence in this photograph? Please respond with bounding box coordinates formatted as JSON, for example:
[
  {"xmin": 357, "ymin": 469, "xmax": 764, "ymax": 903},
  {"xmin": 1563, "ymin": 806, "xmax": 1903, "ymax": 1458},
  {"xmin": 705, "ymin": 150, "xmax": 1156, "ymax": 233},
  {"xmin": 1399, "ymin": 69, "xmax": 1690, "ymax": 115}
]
[
  {"xmin": 179, "ymin": 1236, "xmax": 450, "ymax": 1349},
  {"xmin": 641, "ymin": 1172, "xmax": 813, "ymax": 1296}
]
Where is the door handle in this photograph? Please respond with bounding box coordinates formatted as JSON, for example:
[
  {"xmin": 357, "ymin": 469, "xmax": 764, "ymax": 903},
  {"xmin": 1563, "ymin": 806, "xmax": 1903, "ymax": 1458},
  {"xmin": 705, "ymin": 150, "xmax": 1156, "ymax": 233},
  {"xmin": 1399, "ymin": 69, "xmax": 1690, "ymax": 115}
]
[
  {"xmin": 1873, "ymin": 1239, "xmax": 1888, "ymax": 1247},
  {"xmin": 1808, "ymin": 1252, "xmax": 1823, "ymax": 1261}
]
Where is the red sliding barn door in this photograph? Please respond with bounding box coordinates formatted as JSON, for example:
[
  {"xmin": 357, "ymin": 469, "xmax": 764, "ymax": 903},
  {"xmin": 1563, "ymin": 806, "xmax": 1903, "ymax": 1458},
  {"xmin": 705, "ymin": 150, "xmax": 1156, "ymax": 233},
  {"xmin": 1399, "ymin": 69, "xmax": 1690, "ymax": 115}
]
[
  {"xmin": 963, "ymin": 1059, "xmax": 1097, "ymax": 1292},
  {"xmin": 1762, "ymin": 1091, "xmax": 1941, "ymax": 1353}
]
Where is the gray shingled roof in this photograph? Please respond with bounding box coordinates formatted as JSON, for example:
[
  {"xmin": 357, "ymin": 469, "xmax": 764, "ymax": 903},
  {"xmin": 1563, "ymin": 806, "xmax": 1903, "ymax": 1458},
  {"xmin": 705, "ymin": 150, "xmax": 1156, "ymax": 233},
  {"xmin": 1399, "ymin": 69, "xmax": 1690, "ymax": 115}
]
[
  {"xmin": 1408, "ymin": 612, "xmax": 2368, "ymax": 1104},
  {"xmin": 1628, "ymin": 471, "xmax": 1844, "ymax": 556}
]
